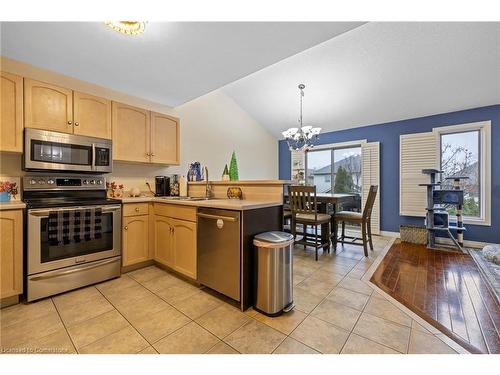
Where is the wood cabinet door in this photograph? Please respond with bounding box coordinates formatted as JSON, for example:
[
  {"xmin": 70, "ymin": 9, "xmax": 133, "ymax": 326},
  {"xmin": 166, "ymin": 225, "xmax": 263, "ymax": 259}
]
[
  {"xmin": 172, "ymin": 218, "xmax": 197, "ymax": 279},
  {"xmin": 24, "ymin": 79, "xmax": 73, "ymax": 133},
  {"xmin": 122, "ymin": 215, "xmax": 150, "ymax": 267},
  {"xmin": 150, "ymin": 112, "xmax": 180, "ymax": 165},
  {"xmin": 0, "ymin": 210, "xmax": 23, "ymax": 299},
  {"xmin": 153, "ymin": 215, "xmax": 174, "ymax": 267},
  {"xmin": 112, "ymin": 102, "xmax": 151, "ymax": 162},
  {"xmin": 0, "ymin": 72, "xmax": 23, "ymax": 152},
  {"xmin": 73, "ymin": 91, "xmax": 111, "ymax": 139}
]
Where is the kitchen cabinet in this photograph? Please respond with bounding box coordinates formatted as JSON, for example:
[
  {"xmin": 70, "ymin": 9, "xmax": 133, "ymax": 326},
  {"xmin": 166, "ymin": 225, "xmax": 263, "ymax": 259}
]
[
  {"xmin": 0, "ymin": 72, "xmax": 23, "ymax": 152},
  {"xmin": 0, "ymin": 210, "xmax": 23, "ymax": 299},
  {"xmin": 122, "ymin": 215, "xmax": 150, "ymax": 267},
  {"xmin": 112, "ymin": 102, "xmax": 151, "ymax": 163},
  {"xmin": 73, "ymin": 91, "xmax": 112, "ymax": 139},
  {"xmin": 24, "ymin": 79, "xmax": 73, "ymax": 133},
  {"xmin": 150, "ymin": 112, "xmax": 180, "ymax": 165},
  {"xmin": 153, "ymin": 204, "xmax": 197, "ymax": 279},
  {"xmin": 171, "ymin": 218, "xmax": 197, "ymax": 279},
  {"xmin": 153, "ymin": 215, "xmax": 175, "ymax": 268},
  {"xmin": 24, "ymin": 79, "xmax": 112, "ymax": 139},
  {"xmin": 112, "ymin": 104, "xmax": 180, "ymax": 165}
]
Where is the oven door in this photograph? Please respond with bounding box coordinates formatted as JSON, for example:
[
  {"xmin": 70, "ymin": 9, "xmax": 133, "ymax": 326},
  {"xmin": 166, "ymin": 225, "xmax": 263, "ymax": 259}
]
[
  {"xmin": 24, "ymin": 128, "xmax": 112, "ymax": 173},
  {"xmin": 27, "ymin": 205, "xmax": 121, "ymax": 275}
]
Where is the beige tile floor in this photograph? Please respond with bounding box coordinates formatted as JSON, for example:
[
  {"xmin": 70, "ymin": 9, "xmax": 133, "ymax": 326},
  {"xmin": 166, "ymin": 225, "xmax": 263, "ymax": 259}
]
[{"xmin": 0, "ymin": 234, "xmax": 461, "ymax": 354}]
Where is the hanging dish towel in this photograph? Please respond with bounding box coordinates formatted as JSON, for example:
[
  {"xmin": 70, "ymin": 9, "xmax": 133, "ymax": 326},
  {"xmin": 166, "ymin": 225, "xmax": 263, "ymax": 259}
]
[{"xmin": 48, "ymin": 208, "xmax": 102, "ymax": 245}]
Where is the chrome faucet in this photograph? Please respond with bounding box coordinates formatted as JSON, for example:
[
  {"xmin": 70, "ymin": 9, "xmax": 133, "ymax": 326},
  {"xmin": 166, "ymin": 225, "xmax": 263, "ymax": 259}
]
[{"xmin": 204, "ymin": 166, "xmax": 212, "ymax": 198}]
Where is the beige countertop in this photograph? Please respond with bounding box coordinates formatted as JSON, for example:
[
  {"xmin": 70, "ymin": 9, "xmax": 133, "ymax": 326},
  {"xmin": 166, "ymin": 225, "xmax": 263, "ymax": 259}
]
[
  {"xmin": 0, "ymin": 201, "xmax": 26, "ymax": 210},
  {"xmin": 119, "ymin": 196, "xmax": 282, "ymax": 211},
  {"xmin": 187, "ymin": 179, "xmax": 292, "ymax": 186}
]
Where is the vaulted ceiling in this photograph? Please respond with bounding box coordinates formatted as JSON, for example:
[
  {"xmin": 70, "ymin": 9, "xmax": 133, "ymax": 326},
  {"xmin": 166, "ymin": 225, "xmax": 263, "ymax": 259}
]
[
  {"xmin": 0, "ymin": 21, "xmax": 363, "ymax": 106},
  {"xmin": 223, "ymin": 22, "xmax": 500, "ymax": 136},
  {"xmin": 2, "ymin": 22, "xmax": 499, "ymax": 137}
]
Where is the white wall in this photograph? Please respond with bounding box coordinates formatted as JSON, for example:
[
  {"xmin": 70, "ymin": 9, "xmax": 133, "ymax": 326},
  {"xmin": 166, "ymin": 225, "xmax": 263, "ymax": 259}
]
[
  {"xmin": 0, "ymin": 57, "xmax": 278, "ymax": 192},
  {"xmin": 169, "ymin": 90, "xmax": 278, "ymax": 180}
]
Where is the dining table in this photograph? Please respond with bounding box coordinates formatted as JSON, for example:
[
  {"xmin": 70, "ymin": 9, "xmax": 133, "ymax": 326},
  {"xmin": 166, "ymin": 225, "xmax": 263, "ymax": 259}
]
[{"xmin": 284, "ymin": 192, "xmax": 359, "ymax": 247}]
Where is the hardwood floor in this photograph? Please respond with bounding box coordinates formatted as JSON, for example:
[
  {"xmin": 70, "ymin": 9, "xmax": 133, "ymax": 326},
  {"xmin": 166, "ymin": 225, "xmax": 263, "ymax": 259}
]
[{"xmin": 370, "ymin": 241, "xmax": 500, "ymax": 354}]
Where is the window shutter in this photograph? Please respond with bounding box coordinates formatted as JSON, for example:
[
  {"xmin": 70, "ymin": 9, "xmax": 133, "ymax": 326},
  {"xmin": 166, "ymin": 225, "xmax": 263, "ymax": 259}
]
[
  {"xmin": 361, "ymin": 142, "xmax": 380, "ymax": 235},
  {"xmin": 399, "ymin": 132, "xmax": 437, "ymax": 217}
]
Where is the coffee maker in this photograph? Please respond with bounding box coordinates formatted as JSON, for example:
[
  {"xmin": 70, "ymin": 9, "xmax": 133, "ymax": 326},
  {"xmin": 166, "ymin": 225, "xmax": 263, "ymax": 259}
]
[{"xmin": 155, "ymin": 176, "xmax": 171, "ymax": 196}]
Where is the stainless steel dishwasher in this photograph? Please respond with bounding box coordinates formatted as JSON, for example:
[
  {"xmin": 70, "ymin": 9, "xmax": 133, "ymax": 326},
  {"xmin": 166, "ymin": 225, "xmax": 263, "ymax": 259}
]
[{"xmin": 197, "ymin": 208, "xmax": 241, "ymax": 301}]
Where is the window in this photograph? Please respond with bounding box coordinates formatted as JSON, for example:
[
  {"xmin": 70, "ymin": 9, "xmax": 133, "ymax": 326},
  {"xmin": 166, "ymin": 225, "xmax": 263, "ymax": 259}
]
[
  {"xmin": 333, "ymin": 147, "xmax": 362, "ymax": 194},
  {"xmin": 306, "ymin": 149, "xmax": 331, "ymax": 193},
  {"xmin": 440, "ymin": 131, "xmax": 480, "ymax": 217},
  {"xmin": 306, "ymin": 145, "xmax": 362, "ymax": 194},
  {"xmin": 435, "ymin": 121, "xmax": 491, "ymax": 225}
]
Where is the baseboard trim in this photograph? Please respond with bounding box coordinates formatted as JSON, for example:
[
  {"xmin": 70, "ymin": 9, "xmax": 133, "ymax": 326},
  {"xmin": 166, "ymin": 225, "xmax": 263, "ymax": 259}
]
[
  {"xmin": 380, "ymin": 230, "xmax": 400, "ymax": 237},
  {"xmin": 1, "ymin": 295, "xmax": 19, "ymax": 308},
  {"xmin": 379, "ymin": 230, "xmax": 494, "ymax": 249}
]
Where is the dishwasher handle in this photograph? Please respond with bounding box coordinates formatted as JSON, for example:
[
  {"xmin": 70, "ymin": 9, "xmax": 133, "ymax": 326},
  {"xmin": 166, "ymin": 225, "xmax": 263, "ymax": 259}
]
[{"xmin": 197, "ymin": 212, "xmax": 239, "ymax": 222}]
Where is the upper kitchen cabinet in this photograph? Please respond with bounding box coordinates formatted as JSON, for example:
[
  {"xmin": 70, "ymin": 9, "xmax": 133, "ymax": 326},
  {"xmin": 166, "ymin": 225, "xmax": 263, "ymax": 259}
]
[
  {"xmin": 112, "ymin": 102, "xmax": 151, "ymax": 163},
  {"xmin": 24, "ymin": 79, "xmax": 73, "ymax": 133},
  {"xmin": 151, "ymin": 112, "xmax": 180, "ymax": 165},
  {"xmin": 73, "ymin": 91, "xmax": 112, "ymax": 139},
  {"xmin": 0, "ymin": 72, "xmax": 23, "ymax": 152}
]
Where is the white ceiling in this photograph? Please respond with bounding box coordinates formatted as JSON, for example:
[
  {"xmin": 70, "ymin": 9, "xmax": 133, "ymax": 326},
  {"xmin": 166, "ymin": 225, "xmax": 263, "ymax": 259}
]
[
  {"xmin": 223, "ymin": 22, "xmax": 500, "ymax": 136},
  {"xmin": 0, "ymin": 21, "xmax": 363, "ymax": 106}
]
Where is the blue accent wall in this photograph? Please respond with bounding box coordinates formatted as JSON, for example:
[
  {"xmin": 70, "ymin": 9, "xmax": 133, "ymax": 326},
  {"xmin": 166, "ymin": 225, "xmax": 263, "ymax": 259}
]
[{"xmin": 278, "ymin": 104, "xmax": 500, "ymax": 243}]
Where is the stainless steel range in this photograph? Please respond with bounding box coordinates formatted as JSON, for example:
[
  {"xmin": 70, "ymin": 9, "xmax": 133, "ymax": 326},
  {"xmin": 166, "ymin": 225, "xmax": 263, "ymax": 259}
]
[{"xmin": 23, "ymin": 175, "xmax": 122, "ymax": 302}]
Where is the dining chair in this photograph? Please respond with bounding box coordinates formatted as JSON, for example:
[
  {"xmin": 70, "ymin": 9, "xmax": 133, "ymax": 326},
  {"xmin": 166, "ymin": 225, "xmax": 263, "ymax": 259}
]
[
  {"xmin": 288, "ymin": 185, "xmax": 331, "ymax": 261},
  {"xmin": 333, "ymin": 185, "xmax": 378, "ymax": 257}
]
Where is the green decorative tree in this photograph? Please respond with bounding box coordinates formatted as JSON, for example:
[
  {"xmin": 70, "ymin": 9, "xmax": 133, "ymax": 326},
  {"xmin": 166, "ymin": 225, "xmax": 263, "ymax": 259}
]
[
  {"xmin": 334, "ymin": 166, "xmax": 354, "ymax": 193},
  {"xmin": 229, "ymin": 151, "xmax": 239, "ymax": 181}
]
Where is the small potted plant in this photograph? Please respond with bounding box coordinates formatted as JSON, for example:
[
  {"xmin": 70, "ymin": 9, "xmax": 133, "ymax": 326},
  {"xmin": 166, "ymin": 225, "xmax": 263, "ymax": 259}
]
[{"xmin": 0, "ymin": 181, "xmax": 19, "ymax": 202}]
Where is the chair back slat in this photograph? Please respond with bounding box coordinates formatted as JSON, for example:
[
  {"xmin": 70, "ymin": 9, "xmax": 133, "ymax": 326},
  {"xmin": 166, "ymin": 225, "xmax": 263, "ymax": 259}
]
[
  {"xmin": 363, "ymin": 185, "xmax": 378, "ymax": 220},
  {"xmin": 288, "ymin": 185, "xmax": 318, "ymax": 219}
]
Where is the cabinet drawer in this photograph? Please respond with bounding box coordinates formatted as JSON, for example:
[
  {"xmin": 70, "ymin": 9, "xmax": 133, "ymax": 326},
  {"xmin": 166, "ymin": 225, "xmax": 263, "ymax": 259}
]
[
  {"xmin": 123, "ymin": 203, "xmax": 149, "ymax": 217},
  {"xmin": 154, "ymin": 203, "xmax": 197, "ymax": 222}
]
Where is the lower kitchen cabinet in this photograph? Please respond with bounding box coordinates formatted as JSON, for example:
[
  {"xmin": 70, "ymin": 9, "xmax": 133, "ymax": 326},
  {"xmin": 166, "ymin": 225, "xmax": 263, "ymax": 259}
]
[
  {"xmin": 0, "ymin": 210, "xmax": 23, "ymax": 299},
  {"xmin": 153, "ymin": 213, "xmax": 197, "ymax": 280},
  {"xmin": 122, "ymin": 215, "xmax": 150, "ymax": 267},
  {"xmin": 171, "ymin": 218, "xmax": 197, "ymax": 280},
  {"xmin": 153, "ymin": 215, "xmax": 175, "ymax": 268}
]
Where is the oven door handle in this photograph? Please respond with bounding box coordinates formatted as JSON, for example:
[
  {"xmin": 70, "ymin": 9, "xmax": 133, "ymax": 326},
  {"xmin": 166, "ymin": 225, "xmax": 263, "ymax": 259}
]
[
  {"xmin": 29, "ymin": 257, "xmax": 120, "ymax": 281},
  {"xmin": 91, "ymin": 143, "xmax": 96, "ymax": 171},
  {"xmin": 28, "ymin": 205, "xmax": 121, "ymax": 217}
]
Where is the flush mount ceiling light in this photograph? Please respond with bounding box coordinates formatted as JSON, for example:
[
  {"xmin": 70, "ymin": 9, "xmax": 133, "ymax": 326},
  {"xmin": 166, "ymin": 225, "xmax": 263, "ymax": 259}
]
[
  {"xmin": 104, "ymin": 21, "xmax": 146, "ymax": 36},
  {"xmin": 282, "ymin": 84, "xmax": 321, "ymax": 151}
]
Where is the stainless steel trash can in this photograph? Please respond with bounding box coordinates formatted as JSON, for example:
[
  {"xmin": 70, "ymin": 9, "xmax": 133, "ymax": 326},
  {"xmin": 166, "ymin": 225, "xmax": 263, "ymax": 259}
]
[{"xmin": 253, "ymin": 231, "xmax": 294, "ymax": 316}]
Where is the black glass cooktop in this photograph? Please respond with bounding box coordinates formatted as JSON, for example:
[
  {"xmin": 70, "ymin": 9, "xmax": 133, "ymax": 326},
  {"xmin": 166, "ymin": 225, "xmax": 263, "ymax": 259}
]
[{"xmin": 23, "ymin": 189, "xmax": 121, "ymax": 209}]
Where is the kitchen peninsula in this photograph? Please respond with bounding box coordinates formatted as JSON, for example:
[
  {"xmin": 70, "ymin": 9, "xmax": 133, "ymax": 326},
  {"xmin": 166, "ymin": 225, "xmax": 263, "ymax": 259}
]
[{"xmin": 120, "ymin": 179, "xmax": 289, "ymax": 310}]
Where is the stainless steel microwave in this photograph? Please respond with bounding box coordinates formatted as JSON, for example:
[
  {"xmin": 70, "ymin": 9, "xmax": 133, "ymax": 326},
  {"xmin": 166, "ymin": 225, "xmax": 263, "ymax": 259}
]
[{"xmin": 24, "ymin": 129, "xmax": 112, "ymax": 173}]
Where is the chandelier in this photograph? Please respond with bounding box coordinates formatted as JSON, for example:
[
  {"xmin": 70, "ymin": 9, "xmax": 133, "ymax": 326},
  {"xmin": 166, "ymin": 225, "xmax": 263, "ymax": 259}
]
[{"xmin": 282, "ymin": 84, "xmax": 321, "ymax": 151}]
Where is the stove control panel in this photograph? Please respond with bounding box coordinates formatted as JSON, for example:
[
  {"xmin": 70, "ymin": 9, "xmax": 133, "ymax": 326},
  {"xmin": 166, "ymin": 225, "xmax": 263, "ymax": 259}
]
[{"xmin": 23, "ymin": 175, "xmax": 107, "ymax": 190}]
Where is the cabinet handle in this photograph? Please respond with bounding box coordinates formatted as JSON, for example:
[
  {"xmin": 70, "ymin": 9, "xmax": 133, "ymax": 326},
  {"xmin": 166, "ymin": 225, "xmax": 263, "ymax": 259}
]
[
  {"xmin": 68, "ymin": 121, "xmax": 73, "ymax": 125},
  {"xmin": 124, "ymin": 226, "xmax": 128, "ymax": 230},
  {"xmin": 151, "ymin": 153, "xmax": 155, "ymax": 157},
  {"xmin": 135, "ymin": 207, "xmax": 139, "ymax": 212},
  {"xmin": 146, "ymin": 153, "xmax": 150, "ymax": 157},
  {"xmin": 74, "ymin": 122, "xmax": 80, "ymax": 126}
]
